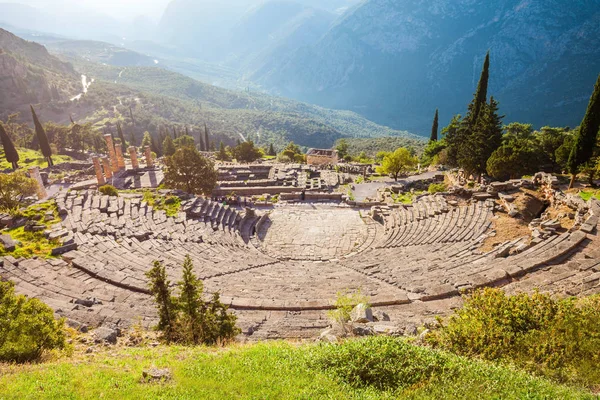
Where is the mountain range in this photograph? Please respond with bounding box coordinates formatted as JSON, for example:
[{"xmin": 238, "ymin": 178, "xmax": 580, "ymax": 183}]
[
  {"xmin": 254, "ymin": 0, "xmax": 600, "ymax": 134},
  {"xmin": 1, "ymin": 0, "xmax": 599, "ymax": 137},
  {"xmin": 0, "ymin": 27, "xmax": 422, "ymax": 152}
]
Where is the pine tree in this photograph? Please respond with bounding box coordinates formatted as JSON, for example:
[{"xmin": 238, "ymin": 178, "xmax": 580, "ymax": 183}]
[
  {"xmin": 204, "ymin": 123, "xmax": 210, "ymax": 152},
  {"xmin": 117, "ymin": 123, "xmax": 127, "ymax": 153},
  {"xmin": 0, "ymin": 123, "xmax": 19, "ymax": 170},
  {"xmin": 430, "ymin": 109, "xmax": 439, "ymax": 142},
  {"xmin": 145, "ymin": 261, "xmax": 177, "ymax": 343},
  {"xmin": 470, "ymin": 51, "xmax": 490, "ymax": 125},
  {"xmin": 568, "ymin": 74, "xmax": 600, "ymax": 188},
  {"xmin": 163, "ymin": 135, "xmax": 176, "ymax": 157},
  {"xmin": 30, "ymin": 105, "xmax": 53, "ymax": 167},
  {"xmin": 178, "ymin": 255, "xmax": 204, "ymax": 344}
]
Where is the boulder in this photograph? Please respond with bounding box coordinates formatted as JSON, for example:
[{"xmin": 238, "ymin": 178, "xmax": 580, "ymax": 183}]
[
  {"xmin": 581, "ymin": 215, "xmax": 598, "ymax": 234},
  {"xmin": 94, "ymin": 327, "xmax": 119, "ymax": 345},
  {"xmin": 0, "ymin": 234, "xmax": 16, "ymax": 252},
  {"xmin": 142, "ymin": 368, "xmax": 172, "ymax": 383},
  {"xmin": 373, "ymin": 310, "xmax": 390, "ymax": 322},
  {"xmin": 318, "ymin": 329, "xmax": 339, "ymax": 343},
  {"xmin": 352, "ymin": 325, "xmax": 375, "ymax": 336},
  {"xmin": 350, "ymin": 303, "xmax": 373, "ymax": 323},
  {"xmin": 371, "ymin": 324, "xmax": 401, "ymax": 336}
]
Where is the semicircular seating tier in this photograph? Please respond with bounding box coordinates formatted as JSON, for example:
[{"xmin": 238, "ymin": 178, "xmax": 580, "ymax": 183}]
[{"xmin": 0, "ymin": 190, "xmax": 597, "ymax": 339}]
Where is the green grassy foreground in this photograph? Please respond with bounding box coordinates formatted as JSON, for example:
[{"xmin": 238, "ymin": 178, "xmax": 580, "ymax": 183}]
[
  {"xmin": 0, "ymin": 338, "xmax": 595, "ymax": 400},
  {"xmin": 0, "ymin": 148, "xmax": 72, "ymax": 171}
]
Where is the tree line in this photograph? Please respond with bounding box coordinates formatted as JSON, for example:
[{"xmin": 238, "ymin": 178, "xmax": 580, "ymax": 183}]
[{"xmin": 422, "ymin": 52, "xmax": 600, "ymax": 188}]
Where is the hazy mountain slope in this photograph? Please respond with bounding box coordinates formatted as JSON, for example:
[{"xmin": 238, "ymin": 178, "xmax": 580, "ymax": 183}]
[
  {"xmin": 258, "ymin": 0, "xmax": 600, "ymax": 134},
  {"xmin": 0, "ymin": 28, "xmax": 79, "ymax": 111},
  {"xmin": 0, "ymin": 28, "xmax": 422, "ymax": 150},
  {"xmin": 157, "ymin": 0, "xmax": 359, "ymax": 61},
  {"xmin": 227, "ymin": 1, "xmax": 335, "ymax": 75},
  {"xmin": 0, "ymin": 2, "xmax": 123, "ymax": 42}
]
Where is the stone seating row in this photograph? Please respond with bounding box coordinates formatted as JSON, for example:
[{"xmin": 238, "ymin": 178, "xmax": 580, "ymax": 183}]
[
  {"xmin": 380, "ymin": 199, "xmax": 493, "ymax": 248},
  {"xmin": 56, "ymin": 191, "xmax": 247, "ymax": 247}
]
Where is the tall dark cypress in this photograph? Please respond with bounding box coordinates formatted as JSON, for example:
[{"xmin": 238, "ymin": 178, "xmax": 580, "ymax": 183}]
[
  {"xmin": 198, "ymin": 128, "xmax": 205, "ymax": 151},
  {"xmin": 568, "ymin": 74, "xmax": 600, "ymax": 188},
  {"xmin": 204, "ymin": 123, "xmax": 210, "ymax": 152},
  {"xmin": 129, "ymin": 106, "xmax": 137, "ymax": 147},
  {"xmin": 471, "ymin": 51, "xmax": 490, "ymax": 125},
  {"xmin": 117, "ymin": 123, "xmax": 127, "ymax": 153},
  {"xmin": 430, "ymin": 109, "xmax": 439, "ymax": 142},
  {"xmin": 0, "ymin": 123, "xmax": 19, "ymax": 170},
  {"xmin": 30, "ymin": 105, "xmax": 53, "ymax": 167}
]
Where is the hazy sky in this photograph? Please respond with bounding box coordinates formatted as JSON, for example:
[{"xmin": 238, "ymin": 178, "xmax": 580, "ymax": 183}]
[{"xmin": 11, "ymin": 0, "xmax": 172, "ymax": 21}]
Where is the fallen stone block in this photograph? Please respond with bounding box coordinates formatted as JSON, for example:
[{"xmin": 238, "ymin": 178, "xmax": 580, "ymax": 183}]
[
  {"xmin": 0, "ymin": 234, "xmax": 16, "ymax": 252},
  {"xmin": 350, "ymin": 303, "xmax": 373, "ymax": 323},
  {"xmin": 51, "ymin": 243, "xmax": 78, "ymax": 256}
]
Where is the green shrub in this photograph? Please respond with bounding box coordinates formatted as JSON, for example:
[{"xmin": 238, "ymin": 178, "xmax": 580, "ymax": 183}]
[
  {"xmin": 428, "ymin": 182, "xmax": 447, "ymax": 194},
  {"xmin": 327, "ymin": 289, "xmax": 370, "ymax": 324},
  {"xmin": 146, "ymin": 255, "xmax": 240, "ymax": 345},
  {"xmin": 309, "ymin": 336, "xmax": 446, "ymax": 390},
  {"xmin": 0, "ymin": 280, "xmax": 67, "ymax": 362},
  {"xmin": 427, "ymin": 288, "xmax": 600, "ymax": 387},
  {"xmin": 98, "ymin": 185, "xmax": 118, "ymax": 197}
]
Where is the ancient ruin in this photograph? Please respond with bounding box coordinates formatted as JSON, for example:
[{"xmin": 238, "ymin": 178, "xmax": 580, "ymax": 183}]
[{"xmin": 1, "ymin": 154, "xmax": 598, "ymax": 340}]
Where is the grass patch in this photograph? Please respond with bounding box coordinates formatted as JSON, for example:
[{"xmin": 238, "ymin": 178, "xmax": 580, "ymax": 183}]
[
  {"xmin": 0, "ymin": 148, "xmax": 72, "ymax": 171},
  {"xmin": 393, "ymin": 191, "xmax": 424, "ymax": 205},
  {"xmin": 0, "ymin": 338, "xmax": 594, "ymax": 399},
  {"xmin": 142, "ymin": 191, "xmax": 182, "ymax": 217},
  {"xmin": 0, "ymin": 201, "xmax": 62, "ymax": 258},
  {"xmin": 579, "ymin": 190, "xmax": 600, "ymax": 201}
]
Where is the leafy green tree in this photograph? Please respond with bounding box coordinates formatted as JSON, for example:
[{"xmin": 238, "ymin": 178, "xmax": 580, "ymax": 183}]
[
  {"xmin": 30, "ymin": 106, "xmax": 53, "ymax": 167},
  {"xmin": 442, "ymin": 115, "xmax": 463, "ymax": 167},
  {"xmin": 336, "ymin": 139, "xmax": 349, "ymax": 159},
  {"xmin": 378, "ymin": 147, "xmax": 418, "ymax": 180},
  {"xmin": 487, "ymin": 142, "xmax": 539, "ymax": 180},
  {"xmin": 534, "ymin": 126, "xmax": 570, "ymax": 171},
  {"xmin": 430, "ymin": 109, "xmax": 439, "ymax": 142},
  {"xmin": 0, "ymin": 280, "xmax": 67, "ymax": 362},
  {"xmin": 555, "ymin": 134, "xmax": 576, "ymax": 172},
  {"xmin": 459, "ymin": 98, "xmax": 503, "ymax": 178},
  {"xmin": 145, "ymin": 261, "xmax": 177, "ymax": 343},
  {"xmin": 421, "ymin": 139, "xmax": 447, "ymax": 167},
  {"xmin": 0, "ymin": 171, "xmax": 39, "ymax": 210},
  {"xmin": 141, "ymin": 131, "xmax": 152, "ymax": 148},
  {"xmin": 162, "ymin": 135, "xmax": 176, "ymax": 157},
  {"xmin": 173, "ymin": 135, "xmax": 196, "ymax": 149},
  {"xmin": 0, "ymin": 123, "xmax": 19, "ymax": 170},
  {"xmin": 217, "ymin": 141, "xmax": 231, "ymax": 161},
  {"xmin": 568, "ymin": 75, "xmax": 600, "ymax": 188},
  {"xmin": 232, "ymin": 141, "xmax": 262, "ymax": 163},
  {"xmin": 163, "ymin": 147, "xmax": 217, "ymax": 195}
]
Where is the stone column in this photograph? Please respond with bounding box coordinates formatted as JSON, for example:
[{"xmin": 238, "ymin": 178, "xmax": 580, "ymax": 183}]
[
  {"xmin": 103, "ymin": 134, "xmax": 119, "ymax": 173},
  {"xmin": 92, "ymin": 157, "xmax": 105, "ymax": 186},
  {"xmin": 145, "ymin": 146, "xmax": 154, "ymax": 168},
  {"xmin": 115, "ymin": 146, "xmax": 126, "ymax": 170},
  {"xmin": 102, "ymin": 157, "xmax": 113, "ymax": 180},
  {"xmin": 128, "ymin": 146, "xmax": 139, "ymax": 169},
  {"xmin": 28, "ymin": 166, "xmax": 47, "ymax": 199}
]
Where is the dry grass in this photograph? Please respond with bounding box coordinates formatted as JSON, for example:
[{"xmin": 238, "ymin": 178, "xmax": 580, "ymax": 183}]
[{"xmin": 480, "ymin": 213, "xmax": 531, "ymax": 253}]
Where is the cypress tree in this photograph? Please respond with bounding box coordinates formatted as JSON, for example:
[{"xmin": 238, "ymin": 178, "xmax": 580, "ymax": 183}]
[
  {"xmin": 204, "ymin": 123, "xmax": 210, "ymax": 152},
  {"xmin": 470, "ymin": 51, "xmax": 490, "ymax": 125},
  {"xmin": 568, "ymin": 74, "xmax": 600, "ymax": 189},
  {"xmin": 30, "ymin": 105, "xmax": 53, "ymax": 167},
  {"xmin": 268, "ymin": 143, "xmax": 276, "ymax": 156},
  {"xmin": 0, "ymin": 123, "xmax": 19, "ymax": 170},
  {"xmin": 430, "ymin": 109, "xmax": 439, "ymax": 142},
  {"xmin": 117, "ymin": 123, "xmax": 127, "ymax": 153},
  {"xmin": 129, "ymin": 106, "xmax": 137, "ymax": 147},
  {"xmin": 198, "ymin": 128, "xmax": 205, "ymax": 152}
]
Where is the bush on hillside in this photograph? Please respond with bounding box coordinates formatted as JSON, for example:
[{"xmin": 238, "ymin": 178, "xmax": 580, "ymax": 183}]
[
  {"xmin": 428, "ymin": 183, "xmax": 447, "ymax": 194},
  {"xmin": 146, "ymin": 255, "xmax": 240, "ymax": 345},
  {"xmin": 98, "ymin": 185, "xmax": 118, "ymax": 197},
  {"xmin": 0, "ymin": 280, "xmax": 67, "ymax": 362},
  {"xmin": 426, "ymin": 288, "xmax": 600, "ymax": 387},
  {"xmin": 309, "ymin": 336, "xmax": 446, "ymax": 390}
]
